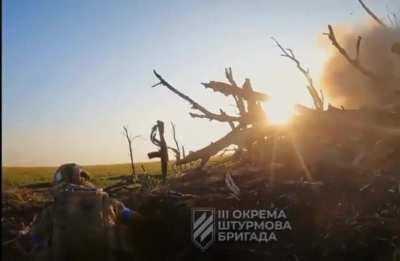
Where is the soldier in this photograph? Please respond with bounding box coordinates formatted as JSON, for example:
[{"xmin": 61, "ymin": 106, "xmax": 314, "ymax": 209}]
[{"xmin": 31, "ymin": 163, "xmax": 142, "ymax": 261}]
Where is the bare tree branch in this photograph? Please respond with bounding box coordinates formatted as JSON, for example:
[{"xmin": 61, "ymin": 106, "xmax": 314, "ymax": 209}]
[
  {"xmin": 325, "ymin": 25, "xmax": 382, "ymax": 82},
  {"xmin": 177, "ymin": 125, "xmax": 274, "ymax": 165},
  {"xmin": 325, "ymin": 25, "xmax": 400, "ymax": 101},
  {"xmin": 295, "ymin": 104, "xmax": 400, "ymax": 140},
  {"xmin": 152, "ymin": 69, "xmax": 270, "ymax": 167},
  {"xmin": 201, "ymin": 81, "xmax": 269, "ymax": 102},
  {"xmin": 148, "ymin": 120, "xmax": 169, "ymax": 183},
  {"xmin": 225, "ymin": 67, "xmax": 247, "ymax": 117},
  {"xmin": 222, "ymin": 109, "xmax": 236, "ymax": 129},
  {"xmin": 241, "ymin": 79, "xmax": 267, "ymax": 124},
  {"xmin": 152, "ymin": 70, "xmax": 245, "ymax": 123},
  {"xmin": 168, "ymin": 121, "xmax": 181, "ymax": 163},
  {"xmin": 358, "ymin": 0, "xmax": 387, "ymax": 27},
  {"xmin": 387, "ymin": 12, "xmax": 399, "ymax": 28},
  {"xmin": 122, "ymin": 125, "xmax": 138, "ymax": 180},
  {"xmin": 271, "ymin": 37, "xmax": 324, "ymax": 111}
]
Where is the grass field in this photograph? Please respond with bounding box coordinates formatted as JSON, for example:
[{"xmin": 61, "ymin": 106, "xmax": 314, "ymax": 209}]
[
  {"xmin": 2, "ymin": 162, "xmax": 167, "ymax": 189},
  {"xmin": 1, "ymin": 154, "xmax": 228, "ymax": 190}
]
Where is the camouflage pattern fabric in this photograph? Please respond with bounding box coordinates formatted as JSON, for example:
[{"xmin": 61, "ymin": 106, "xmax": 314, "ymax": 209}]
[{"xmin": 31, "ymin": 184, "xmax": 134, "ymax": 261}]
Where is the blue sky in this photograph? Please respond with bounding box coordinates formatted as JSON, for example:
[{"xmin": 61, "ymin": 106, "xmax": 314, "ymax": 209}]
[{"xmin": 3, "ymin": 0, "xmax": 398, "ymax": 166}]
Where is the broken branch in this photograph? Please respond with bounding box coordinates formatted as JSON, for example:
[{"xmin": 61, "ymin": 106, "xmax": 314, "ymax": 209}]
[
  {"xmin": 153, "ymin": 70, "xmax": 244, "ymax": 123},
  {"xmin": 201, "ymin": 81, "xmax": 269, "ymax": 102},
  {"xmin": 122, "ymin": 125, "xmax": 139, "ymax": 180},
  {"xmin": 272, "ymin": 37, "xmax": 324, "ymax": 111},
  {"xmin": 225, "ymin": 67, "xmax": 247, "ymax": 116},
  {"xmin": 148, "ymin": 120, "xmax": 169, "ymax": 183},
  {"xmin": 358, "ymin": 0, "xmax": 387, "ymax": 28},
  {"xmin": 177, "ymin": 125, "xmax": 275, "ymax": 165},
  {"xmin": 325, "ymin": 25, "xmax": 381, "ymax": 82},
  {"xmin": 168, "ymin": 121, "xmax": 181, "ymax": 162}
]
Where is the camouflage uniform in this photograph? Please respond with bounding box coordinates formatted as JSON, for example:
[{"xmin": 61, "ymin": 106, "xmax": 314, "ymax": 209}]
[{"xmin": 31, "ymin": 163, "xmax": 136, "ymax": 261}]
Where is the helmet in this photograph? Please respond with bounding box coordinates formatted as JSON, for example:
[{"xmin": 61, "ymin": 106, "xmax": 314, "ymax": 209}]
[{"xmin": 53, "ymin": 163, "xmax": 92, "ymax": 187}]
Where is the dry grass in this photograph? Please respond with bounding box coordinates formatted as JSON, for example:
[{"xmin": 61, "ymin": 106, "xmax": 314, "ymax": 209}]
[{"xmin": 2, "ymin": 162, "xmax": 166, "ymax": 189}]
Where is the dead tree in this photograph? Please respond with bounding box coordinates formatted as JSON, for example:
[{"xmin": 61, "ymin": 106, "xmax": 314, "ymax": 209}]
[
  {"xmin": 325, "ymin": 25, "xmax": 381, "ymax": 82},
  {"xmin": 324, "ymin": 24, "xmax": 400, "ymax": 106},
  {"xmin": 148, "ymin": 120, "xmax": 169, "ymax": 183},
  {"xmin": 177, "ymin": 124, "xmax": 275, "ymax": 166},
  {"xmin": 271, "ymin": 37, "xmax": 324, "ymax": 111},
  {"xmin": 152, "ymin": 71, "xmax": 242, "ymax": 124},
  {"xmin": 152, "ymin": 70, "xmax": 268, "ymax": 127},
  {"xmin": 146, "ymin": 1, "xmax": 400, "ymax": 178},
  {"xmin": 152, "ymin": 69, "xmax": 269, "ymax": 167},
  {"xmin": 325, "ymin": 0, "xmax": 399, "ymax": 83},
  {"xmin": 168, "ymin": 122, "xmax": 182, "ymax": 172},
  {"xmin": 122, "ymin": 125, "xmax": 140, "ymax": 180},
  {"xmin": 169, "ymin": 122, "xmax": 181, "ymax": 161},
  {"xmin": 294, "ymin": 104, "xmax": 400, "ymax": 140},
  {"xmin": 316, "ymin": 0, "xmax": 400, "ymax": 112}
]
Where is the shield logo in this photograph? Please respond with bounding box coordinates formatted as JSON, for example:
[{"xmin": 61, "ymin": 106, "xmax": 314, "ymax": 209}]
[{"xmin": 191, "ymin": 208, "xmax": 215, "ymax": 251}]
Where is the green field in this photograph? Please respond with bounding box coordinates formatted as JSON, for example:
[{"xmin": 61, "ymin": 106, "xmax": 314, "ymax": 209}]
[
  {"xmin": 2, "ymin": 162, "xmax": 167, "ymax": 189},
  {"xmin": 1, "ymin": 154, "xmax": 228, "ymax": 190}
]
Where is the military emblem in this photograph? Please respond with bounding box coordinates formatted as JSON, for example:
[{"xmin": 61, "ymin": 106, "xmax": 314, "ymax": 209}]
[{"xmin": 192, "ymin": 208, "xmax": 215, "ymax": 251}]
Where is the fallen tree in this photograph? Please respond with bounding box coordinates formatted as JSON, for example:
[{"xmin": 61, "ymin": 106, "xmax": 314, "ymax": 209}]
[
  {"xmin": 151, "ymin": 69, "xmax": 399, "ymax": 176},
  {"xmin": 147, "ymin": 0, "xmax": 400, "ymax": 182}
]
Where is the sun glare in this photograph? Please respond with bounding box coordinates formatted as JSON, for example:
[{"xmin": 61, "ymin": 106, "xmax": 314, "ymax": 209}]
[
  {"xmin": 265, "ymin": 100, "xmax": 295, "ymax": 125},
  {"xmin": 263, "ymin": 82, "xmax": 315, "ymax": 125}
]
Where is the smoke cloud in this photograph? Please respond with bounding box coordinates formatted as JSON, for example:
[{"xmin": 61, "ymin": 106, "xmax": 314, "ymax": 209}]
[{"xmin": 320, "ymin": 22, "xmax": 400, "ymax": 108}]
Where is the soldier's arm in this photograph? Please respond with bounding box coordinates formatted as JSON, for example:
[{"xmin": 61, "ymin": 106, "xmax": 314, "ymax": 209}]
[{"xmin": 107, "ymin": 198, "xmax": 144, "ymax": 225}]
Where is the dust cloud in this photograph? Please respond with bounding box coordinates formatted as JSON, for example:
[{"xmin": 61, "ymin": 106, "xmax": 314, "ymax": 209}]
[{"xmin": 320, "ymin": 22, "xmax": 400, "ymax": 108}]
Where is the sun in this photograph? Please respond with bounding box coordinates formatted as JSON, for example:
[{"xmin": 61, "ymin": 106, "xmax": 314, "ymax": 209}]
[
  {"xmin": 264, "ymin": 99, "xmax": 295, "ymax": 125},
  {"xmin": 263, "ymin": 84, "xmax": 314, "ymax": 125}
]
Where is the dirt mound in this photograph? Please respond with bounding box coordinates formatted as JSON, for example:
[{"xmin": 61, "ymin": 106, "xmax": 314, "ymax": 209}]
[
  {"xmin": 3, "ymin": 163, "xmax": 400, "ymax": 261},
  {"xmin": 122, "ymin": 164, "xmax": 400, "ymax": 261}
]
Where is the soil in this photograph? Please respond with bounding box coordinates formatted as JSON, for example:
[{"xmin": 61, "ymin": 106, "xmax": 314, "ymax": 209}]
[{"xmin": 2, "ymin": 163, "xmax": 400, "ymax": 261}]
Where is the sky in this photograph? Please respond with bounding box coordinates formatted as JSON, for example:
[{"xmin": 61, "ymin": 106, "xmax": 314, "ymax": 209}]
[{"xmin": 2, "ymin": 0, "xmax": 399, "ymax": 166}]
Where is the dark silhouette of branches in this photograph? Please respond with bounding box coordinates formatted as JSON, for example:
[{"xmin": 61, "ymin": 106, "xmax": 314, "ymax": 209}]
[
  {"xmin": 325, "ymin": 25, "xmax": 400, "ymax": 96},
  {"xmin": 148, "ymin": 120, "xmax": 169, "ymax": 183},
  {"xmin": 178, "ymin": 124, "xmax": 273, "ymax": 166},
  {"xmin": 152, "ymin": 69, "xmax": 269, "ymax": 168},
  {"xmin": 152, "ymin": 70, "xmax": 244, "ymax": 124},
  {"xmin": 325, "ymin": 25, "xmax": 383, "ymax": 82},
  {"xmin": 271, "ymin": 37, "xmax": 324, "ymax": 111},
  {"xmin": 168, "ymin": 122, "xmax": 181, "ymax": 161},
  {"xmin": 225, "ymin": 67, "xmax": 246, "ymax": 116},
  {"xmin": 201, "ymin": 80, "xmax": 268, "ymax": 102},
  {"xmin": 387, "ymin": 12, "xmax": 400, "ymax": 28},
  {"xmin": 358, "ymin": 0, "xmax": 387, "ymax": 28},
  {"xmin": 122, "ymin": 125, "xmax": 140, "ymax": 180}
]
